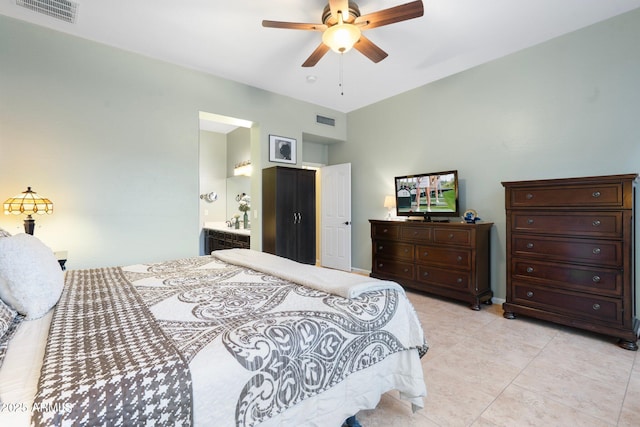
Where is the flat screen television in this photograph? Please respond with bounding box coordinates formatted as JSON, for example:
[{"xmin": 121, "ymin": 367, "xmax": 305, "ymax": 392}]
[{"xmin": 394, "ymin": 170, "xmax": 459, "ymax": 221}]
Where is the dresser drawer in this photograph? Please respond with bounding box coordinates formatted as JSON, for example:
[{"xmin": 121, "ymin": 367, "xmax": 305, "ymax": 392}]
[
  {"xmin": 372, "ymin": 223, "xmax": 400, "ymax": 239},
  {"xmin": 433, "ymin": 228, "xmax": 471, "ymax": 246},
  {"xmin": 373, "ymin": 240, "xmax": 414, "ymax": 261},
  {"xmin": 512, "ymin": 282, "xmax": 623, "ymax": 325},
  {"xmin": 512, "ymin": 235, "xmax": 622, "ymax": 267},
  {"xmin": 401, "ymin": 225, "xmax": 432, "ymax": 242},
  {"xmin": 511, "ymin": 258, "xmax": 622, "ymax": 296},
  {"xmin": 511, "ymin": 212, "xmax": 623, "ymax": 238},
  {"xmin": 372, "ymin": 257, "xmax": 414, "ymax": 280},
  {"xmin": 416, "ymin": 245, "xmax": 471, "ymax": 269},
  {"xmin": 508, "ymin": 183, "xmax": 624, "ymax": 208},
  {"xmin": 417, "ymin": 265, "xmax": 470, "ymax": 290}
]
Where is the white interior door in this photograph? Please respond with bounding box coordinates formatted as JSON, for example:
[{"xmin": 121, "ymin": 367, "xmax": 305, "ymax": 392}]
[{"xmin": 320, "ymin": 163, "xmax": 351, "ymax": 271}]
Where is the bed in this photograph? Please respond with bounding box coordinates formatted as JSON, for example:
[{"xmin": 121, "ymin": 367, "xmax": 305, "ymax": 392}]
[{"xmin": 0, "ymin": 232, "xmax": 428, "ymax": 426}]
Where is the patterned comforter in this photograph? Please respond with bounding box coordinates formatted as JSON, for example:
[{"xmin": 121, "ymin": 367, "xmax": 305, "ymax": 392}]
[{"xmin": 33, "ymin": 250, "xmax": 428, "ymax": 426}]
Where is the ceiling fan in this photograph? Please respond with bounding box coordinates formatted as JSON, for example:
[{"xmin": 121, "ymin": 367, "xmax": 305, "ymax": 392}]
[{"xmin": 262, "ymin": 0, "xmax": 424, "ymax": 67}]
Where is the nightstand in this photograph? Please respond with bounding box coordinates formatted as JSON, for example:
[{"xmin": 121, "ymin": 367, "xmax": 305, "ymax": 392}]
[{"xmin": 54, "ymin": 250, "xmax": 68, "ymax": 271}]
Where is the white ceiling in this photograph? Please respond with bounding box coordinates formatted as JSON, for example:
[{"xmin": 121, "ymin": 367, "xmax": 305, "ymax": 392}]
[{"xmin": 2, "ymin": 0, "xmax": 640, "ymax": 113}]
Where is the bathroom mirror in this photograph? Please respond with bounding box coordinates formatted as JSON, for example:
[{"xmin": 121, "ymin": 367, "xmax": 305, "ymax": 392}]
[{"xmin": 226, "ymin": 176, "xmax": 250, "ymax": 220}]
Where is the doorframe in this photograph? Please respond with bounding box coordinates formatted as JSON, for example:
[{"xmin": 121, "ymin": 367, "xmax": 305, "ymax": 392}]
[{"xmin": 302, "ymin": 163, "xmax": 324, "ymax": 265}]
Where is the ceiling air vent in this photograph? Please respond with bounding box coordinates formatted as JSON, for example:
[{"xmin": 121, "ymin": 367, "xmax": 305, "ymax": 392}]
[
  {"xmin": 316, "ymin": 115, "xmax": 336, "ymax": 127},
  {"xmin": 16, "ymin": 0, "xmax": 79, "ymax": 24}
]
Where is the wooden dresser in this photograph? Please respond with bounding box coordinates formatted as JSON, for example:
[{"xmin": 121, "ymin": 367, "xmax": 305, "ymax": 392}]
[
  {"xmin": 369, "ymin": 219, "xmax": 493, "ymax": 310},
  {"xmin": 502, "ymin": 174, "xmax": 638, "ymax": 350}
]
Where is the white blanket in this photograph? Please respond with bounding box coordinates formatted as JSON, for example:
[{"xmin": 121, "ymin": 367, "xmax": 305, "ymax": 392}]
[{"xmin": 212, "ymin": 248, "xmax": 406, "ymax": 299}]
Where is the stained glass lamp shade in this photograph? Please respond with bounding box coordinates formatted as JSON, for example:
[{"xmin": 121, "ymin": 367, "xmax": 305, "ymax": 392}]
[{"xmin": 3, "ymin": 187, "xmax": 53, "ymax": 235}]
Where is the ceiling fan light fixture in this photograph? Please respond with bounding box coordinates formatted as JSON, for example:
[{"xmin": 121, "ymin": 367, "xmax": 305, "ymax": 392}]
[
  {"xmin": 323, "ymin": 23, "xmax": 361, "ymax": 53},
  {"xmin": 264, "ymin": 1, "xmax": 424, "ymax": 67},
  {"xmin": 322, "ymin": 10, "xmax": 361, "ymax": 53}
]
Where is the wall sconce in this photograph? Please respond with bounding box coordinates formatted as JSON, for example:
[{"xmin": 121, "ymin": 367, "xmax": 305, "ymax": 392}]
[
  {"xmin": 200, "ymin": 192, "xmax": 218, "ymax": 203},
  {"xmin": 3, "ymin": 186, "xmax": 53, "ymax": 235},
  {"xmin": 234, "ymin": 160, "xmax": 252, "ymax": 177},
  {"xmin": 383, "ymin": 195, "xmax": 396, "ymax": 219}
]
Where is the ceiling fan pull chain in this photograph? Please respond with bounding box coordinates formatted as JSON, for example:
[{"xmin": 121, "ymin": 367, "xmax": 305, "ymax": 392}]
[{"xmin": 339, "ymin": 53, "xmax": 344, "ymax": 96}]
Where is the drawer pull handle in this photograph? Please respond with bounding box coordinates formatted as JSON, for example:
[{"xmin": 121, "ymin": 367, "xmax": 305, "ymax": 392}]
[
  {"xmin": 423, "ymin": 272, "xmax": 429, "ymax": 277},
  {"xmin": 592, "ymin": 303, "xmax": 601, "ymax": 311},
  {"xmin": 413, "ymin": 231, "xmax": 418, "ymax": 236},
  {"xmin": 423, "ymin": 251, "xmax": 429, "ymax": 257},
  {"xmin": 404, "ymin": 248, "xmax": 409, "ymax": 253},
  {"xmin": 592, "ymin": 191, "xmax": 601, "ymax": 198},
  {"xmin": 383, "ymin": 228, "xmax": 388, "ymax": 233},
  {"xmin": 526, "ymin": 193, "xmax": 534, "ymax": 200},
  {"xmin": 527, "ymin": 218, "xmax": 534, "ymax": 225},
  {"xmin": 456, "ymin": 278, "xmax": 463, "ymax": 283},
  {"xmin": 456, "ymin": 256, "xmax": 463, "ymax": 262},
  {"xmin": 448, "ymin": 233, "xmax": 454, "ymax": 239},
  {"xmin": 378, "ymin": 245, "xmax": 383, "ymax": 250},
  {"xmin": 403, "ymin": 268, "xmax": 409, "ymax": 273},
  {"xmin": 526, "ymin": 243, "xmax": 534, "ymax": 249},
  {"xmin": 378, "ymin": 263, "xmax": 384, "ymax": 268},
  {"xmin": 592, "ymin": 248, "xmax": 601, "ymax": 255},
  {"xmin": 592, "ymin": 220, "xmax": 601, "ymax": 227},
  {"xmin": 526, "ymin": 267, "xmax": 534, "ymax": 273},
  {"xmin": 526, "ymin": 291, "xmax": 534, "ymax": 298},
  {"xmin": 592, "ymin": 275, "xmax": 601, "ymax": 283}
]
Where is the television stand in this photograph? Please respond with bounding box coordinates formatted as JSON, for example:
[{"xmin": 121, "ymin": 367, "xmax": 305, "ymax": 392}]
[{"xmin": 369, "ymin": 219, "xmax": 494, "ymax": 310}]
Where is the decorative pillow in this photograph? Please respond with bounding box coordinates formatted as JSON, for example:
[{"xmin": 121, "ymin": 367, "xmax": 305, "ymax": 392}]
[
  {"xmin": 0, "ymin": 298, "xmax": 22, "ymax": 370},
  {"xmin": 0, "ymin": 228, "xmax": 11, "ymax": 238},
  {"xmin": 0, "ymin": 298, "xmax": 17, "ymax": 337},
  {"xmin": 0, "ymin": 233, "xmax": 64, "ymax": 320}
]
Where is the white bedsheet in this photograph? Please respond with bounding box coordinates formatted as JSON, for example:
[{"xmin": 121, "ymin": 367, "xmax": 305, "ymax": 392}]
[{"xmin": 0, "ymin": 311, "xmax": 52, "ymax": 426}]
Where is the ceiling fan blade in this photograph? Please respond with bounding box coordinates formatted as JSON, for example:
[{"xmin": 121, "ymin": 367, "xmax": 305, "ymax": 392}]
[
  {"xmin": 262, "ymin": 20, "xmax": 327, "ymax": 31},
  {"xmin": 353, "ymin": 35, "xmax": 388, "ymax": 63},
  {"xmin": 354, "ymin": 0, "xmax": 424, "ymax": 30},
  {"xmin": 329, "ymin": 0, "xmax": 349, "ymax": 21},
  {"xmin": 302, "ymin": 43, "xmax": 331, "ymax": 67}
]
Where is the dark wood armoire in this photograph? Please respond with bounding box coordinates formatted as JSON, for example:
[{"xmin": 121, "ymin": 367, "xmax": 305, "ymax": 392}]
[{"xmin": 262, "ymin": 166, "xmax": 316, "ymax": 264}]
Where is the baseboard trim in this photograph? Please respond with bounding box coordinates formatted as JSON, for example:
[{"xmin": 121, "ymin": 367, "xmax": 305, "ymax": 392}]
[{"xmin": 350, "ymin": 267, "xmax": 370, "ymax": 276}]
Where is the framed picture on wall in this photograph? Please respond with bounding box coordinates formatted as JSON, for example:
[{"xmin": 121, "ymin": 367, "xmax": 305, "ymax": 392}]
[{"xmin": 269, "ymin": 135, "xmax": 296, "ymax": 164}]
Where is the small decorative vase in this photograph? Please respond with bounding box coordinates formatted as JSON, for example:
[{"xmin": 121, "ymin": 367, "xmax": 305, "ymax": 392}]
[
  {"xmin": 243, "ymin": 212, "xmax": 249, "ymax": 229},
  {"xmin": 235, "ymin": 220, "xmax": 239, "ymax": 229}
]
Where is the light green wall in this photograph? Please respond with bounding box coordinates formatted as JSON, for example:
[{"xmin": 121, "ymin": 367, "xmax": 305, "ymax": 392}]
[
  {"xmin": 331, "ymin": 8, "xmax": 640, "ymax": 300},
  {"xmin": 302, "ymin": 141, "xmax": 329, "ymax": 165},
  {"xmin": 199, "ymin": 130, "xmax": 227, "ymax": 223},
  {"xmin": 226, "ymin": 127, "xmax": 251, "ymax": 178},
  {"xmin": 198, "ymin": 130, "xmax": 226, "ymax": 254},
  {"xmin": 0, "ymin": 15, "xmax": 346, "ymax": 268}
]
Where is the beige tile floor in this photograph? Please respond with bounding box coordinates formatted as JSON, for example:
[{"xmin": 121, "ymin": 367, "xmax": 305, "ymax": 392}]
[{"xmin": 355, "ymin": 291, "xmax": 640, "ymax": 427}]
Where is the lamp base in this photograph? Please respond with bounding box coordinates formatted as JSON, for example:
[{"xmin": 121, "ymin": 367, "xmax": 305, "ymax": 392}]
[{"xmin": 24, "ymin": 215, "xmax": 35, "ymax": 235}]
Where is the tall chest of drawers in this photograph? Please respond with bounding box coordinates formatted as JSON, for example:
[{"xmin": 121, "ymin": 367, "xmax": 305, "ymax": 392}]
[
  {"xmin": 369, "ymin": 219, "xmax": 493, "ymax": 310},
  {"xmin": 502, "ymin": 174, "xmax": 639, "ymax": 350}
]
